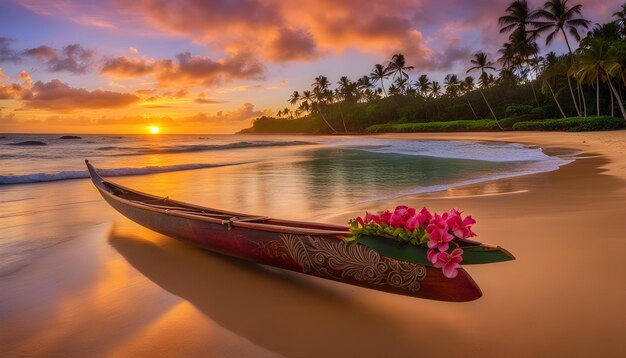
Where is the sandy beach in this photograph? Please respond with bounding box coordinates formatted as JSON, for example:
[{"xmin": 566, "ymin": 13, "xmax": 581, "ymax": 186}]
[{"xmin": 1, "ymin": 130, "xmax": 626, "ymax": 357}]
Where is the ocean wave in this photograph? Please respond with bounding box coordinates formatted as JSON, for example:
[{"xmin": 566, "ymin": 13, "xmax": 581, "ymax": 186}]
[
  {"xmin": 6, "ymin": 141, "xmax": 48, "ymax": 146},
  {"xmin": 0, "ymin": 162, "xmax": 247, "ymax": 185},
  {"xmin": 97, "ymin": 140, "xmax": 314, "ymax": 156},
  {"xmin": 359, "ymin": 156, "xmax": 574, "ymax": 203},
  {"xmin": 338, "ymin": 139, "xmax": 553, "ymax": 162}
]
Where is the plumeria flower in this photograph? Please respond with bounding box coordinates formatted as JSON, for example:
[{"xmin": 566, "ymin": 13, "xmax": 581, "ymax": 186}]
[
  {"xmin": 434, "ymin": 248, "xmax": 464, "ymax": 278},
  {"xmin": 355, "ymin": 216, "xmax": 365, "ymax": 227},
  {"xmin": 426, "ymin": 213, "xmax": 453, "ymax": 251},
  {"xmin": 364, "ymin": 211, "xmax": 381, "ymax": 224},
  {"xmin": 427, "ymin": 248, "xmax": 439, "ymax": 265},
  {"xmin": 444, "ymin": 209, "xmax": 476, "ymax": 239},
  {"xmin": 416, "ymin": 207, "xmax": 432, "ymax": 227},
  {"xmin": 380, "ymin": 210, "xmax": 392, "ymax": 225}
]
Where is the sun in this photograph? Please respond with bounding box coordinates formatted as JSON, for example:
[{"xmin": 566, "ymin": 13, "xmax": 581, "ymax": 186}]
[{"xmin": 148, "ymin": 125, "xmax": 160, "ymax": 134}]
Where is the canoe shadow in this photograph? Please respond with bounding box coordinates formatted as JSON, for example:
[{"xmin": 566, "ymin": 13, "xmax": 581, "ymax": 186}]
[{"xmin": 108, "ymin": 225, "xmax": 447, "ymax": 357}]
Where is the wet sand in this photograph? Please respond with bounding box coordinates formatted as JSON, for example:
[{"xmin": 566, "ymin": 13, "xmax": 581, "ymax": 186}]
[{"xmin": 1, "ymin": 131, "xmax": 626, "ymax": 357}]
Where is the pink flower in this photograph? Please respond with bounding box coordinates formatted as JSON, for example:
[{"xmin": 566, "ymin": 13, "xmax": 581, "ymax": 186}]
[
  {"xmin": 389, "ymin": 213, "xmax": 405, "ymax": 228},
  {"xmin": 416, "ymin": 207, "xmax": 432, "ymax": 227},
  {"xmin": 404, "ymin": 214, "xmax": 420, "ymax": 231},
  {"xmin": 433, "ymin": 248, "xmax": 464, "ymax": 278},
  {"xmin": 355, "ymin": 216, "xmax": 365, "ymax": 227},
  {"xmin": 427, "ymin": 248, "xmax": 439, "ymax": 265},
  {"xmin": 364, "ymin": 211, "xmax": 380, "ymax": 224},
  {"xmin": 444, "ymin": 209, "xmax": 476, "ymax": 239},
  {"xmin": 426, "ymin": 214, "xmax": 453, "ymax": 251},
  {"xmin": 389, "ymin": 206, "xmax": 414, "ymax": 228},
  {"xmin": 379, "ymin": 210, "xmax": 392, "ymax": 225},
  {"xmin": 395, "ymin": 205, "xmax": 416, "ymax": 220}
]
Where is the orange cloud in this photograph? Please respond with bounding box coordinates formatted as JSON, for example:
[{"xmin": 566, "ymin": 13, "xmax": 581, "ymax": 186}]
[
  {"xmin": 101, "ymin": 56, "xmax": 155, "ymax": 77},
  {"xmin": 20, "ymin": 79, "xmax": 140, "ymax": 111},
  {"xmin": 101, "ymin": 52, "xmax": 264, "ymax": 87}
]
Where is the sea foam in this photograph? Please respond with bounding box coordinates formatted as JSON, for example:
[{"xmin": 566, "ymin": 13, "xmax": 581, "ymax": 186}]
[{"xmin": 0, "ymin": 163, "xmax": 245, "ymax": 185}]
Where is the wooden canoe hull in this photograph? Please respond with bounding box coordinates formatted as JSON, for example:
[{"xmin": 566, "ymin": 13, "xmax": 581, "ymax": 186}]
[{"xmin": 88, "ymin": 161, "xmax": 482, "ymax": 302}]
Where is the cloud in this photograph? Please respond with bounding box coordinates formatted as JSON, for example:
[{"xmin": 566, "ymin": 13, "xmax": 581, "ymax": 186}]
[
  {"xmin": 0, "ymin": 68, "xmax": 23, "ymax": 99},
  {"xmin": 18, "ymin": 70, "xmax": 32, "ymax": 89},
  {"xmin": 101, "ymin": 52, "xmax": 265, "ymax": 86},
  {"xmin": 129, "ymin": 47, "xmax": 139, "ymax": 54},
  {"xmin": 267, "ymin": 27, "xmax": 319, "ymax": 61},
  {"xmin": 0, "ymin": 37, "xmax": 22, "ymax": 63},
  {"xmin": 101, "ymin": 56, "xmax": 155, "ymax": 77},
  {"xmin": 23, "ymin": 44, "xmax": 95, "ymax": 74},
  {"xmin": 184, "ymin": 102, "xmax": 270, "ymax": 123},
  {"xmin": 194, "ymin": 98, "xmax": 225, "ymax": 104},
  {"xmin": 14, "ymin": 0, "xmax": 624, "ymax": 77},
  {"xmin": 20, "ymin": 79, "xmax": 140, "ymax": 111}
]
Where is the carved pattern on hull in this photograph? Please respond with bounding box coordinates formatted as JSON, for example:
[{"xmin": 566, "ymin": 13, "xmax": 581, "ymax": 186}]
[{"xmin": 273, "ymin": 234, "xmax": 427, "ymax": 292}]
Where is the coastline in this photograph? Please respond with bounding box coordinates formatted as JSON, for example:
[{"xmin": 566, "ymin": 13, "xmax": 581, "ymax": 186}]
[{"xmin": 1, "ymin": 130, "xmax": 625, "ymax": 357}]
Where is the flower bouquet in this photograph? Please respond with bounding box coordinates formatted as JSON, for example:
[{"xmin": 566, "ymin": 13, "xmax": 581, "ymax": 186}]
[{"xmin": 347, "ymin": 206, "xmax": 477, "ymax": 278}]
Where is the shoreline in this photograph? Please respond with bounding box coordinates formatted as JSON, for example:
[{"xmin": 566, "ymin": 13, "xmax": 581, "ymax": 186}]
[{"xmin": 1, "ymin": 131, "xmax": 625, "ymax": 357}]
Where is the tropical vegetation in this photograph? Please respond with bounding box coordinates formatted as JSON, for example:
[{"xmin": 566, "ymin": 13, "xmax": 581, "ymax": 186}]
[{"xmin": 241, "ymin": 1, "xmax": 626, "ymax": 134}]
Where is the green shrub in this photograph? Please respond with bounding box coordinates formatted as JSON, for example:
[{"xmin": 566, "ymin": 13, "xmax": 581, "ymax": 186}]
[
  {"xmin": 512, "ymin": 116, "xmax": 625, "ymax": 132},
  {"xmin": 505, "ymin": 104, "xmax": 535, "ymax": 118},
  {"xmin": 367, "ymin": 119, "xmax": 501, "ymax": 133}
]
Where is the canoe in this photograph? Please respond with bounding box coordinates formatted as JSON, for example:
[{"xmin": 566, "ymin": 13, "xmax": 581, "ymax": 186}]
[{"xmin": 86, "ymin": 160, "xmax": 484, "ymax": 302}]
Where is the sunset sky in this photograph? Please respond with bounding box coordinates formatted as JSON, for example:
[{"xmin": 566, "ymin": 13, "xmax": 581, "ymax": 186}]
[{"xmin": 0, "ymin": 0, "xmax": 620, "ymax": 134}]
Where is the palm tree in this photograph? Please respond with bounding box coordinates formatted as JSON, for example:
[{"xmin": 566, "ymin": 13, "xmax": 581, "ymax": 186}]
[
  {"xmin": 534, "ymin": 0, "xmax": 591, "ymax": 116},
  {"xmin": 462, "ymin": 76, "xmax": 475, "ymax": 92},
  {"xmin": 499, "ymin": 0, "xmax": 540, "ymax": 37},
  {"xmin": 430, "ymin": 81, "xmax": 442, "ymax": 97},
  {"xmin": 335, "ymin": 76, "xmax": 353, "ymax": 132},
  {"xmin": 370, "ymin": 63, "xmax": 392, "ymax": 96},
  {"xmin": 394, "ymin": 76, "xmax": 409, "ymax": 94},
  {"xmin": 540, "ymin": 52, "xmax": 567, "ymax": 118},
  {"xmin": 461, "ymin": 76, "xmax": 479, "ymax": 119},
  {"xmin": 387, "ymin": 53, "xmax": 414, "ymax": 81},
  {"xmin": 467, "ymin": 52, "xmax": 503, "ymax": 129},
  {"xmin": 444, "ymin": 74, "xmax": 460, "ymax": 97},
  {"xmin": 356, "ymin": 76, "xmax": 377, "ymax": 102},
  {"xmin": 387, "ymin": 84, "xmax": 402, "ymax": 96},
  {"xmin": 571, "ymin": 38, "xmax": 626, "ymax": 120},
  {"xmin": 289, "ymin": 91, "xmax": 300, "ymax": 106},
  {"xmin": 534, "ymin": 0, "xmax": 591, "ymax": 51},
  {"xmin": 311, "ymin": 75, "xmax": 338, "ymax": 133},
  {"xmin": 416, "ymin": 74, "xmax": 431, "ymax": 97}
]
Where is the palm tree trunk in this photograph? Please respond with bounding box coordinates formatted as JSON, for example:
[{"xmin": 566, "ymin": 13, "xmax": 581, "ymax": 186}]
[
  {"xmin": 466, "ymin": 98, "xmax": 478, "ymax": 119},
  {"xmin": 566, "ymin": 75, "xmax": 581, "ymax": 116},
  {"xmin": 607, "ymin": 77, "xmax": 626, "ymax": 120},
  {"xmin": 561, "ymin": 29, "xmax": 582, "ymax": 117},
  {"xmin": 381, "ymin": 79, "xmax": 387, "ymax": 97},
  {"xmin": 545, "ymin": 80, "xmax": 567, "ymax": 119},
  {"xmin": 315, "ymin": 105, "xmax": 338, "ymax": 133},
  {"xmin": 480, "ymin": 89, "xmax": 503, "ymax": 130},
  {"xmin": 611, "ymin": 87, "xmax": 614, "ymax": 117},
  {"xmin": 527, "ymin": 65, "xmax": 539, "ymax": 106},
  {"xmin": 597, "ymin": 75, "xmax": 600, "ymax": 117},
  {"xmin": 531, "ymin": 82, "xmax": 539, "ymax": 106},
  {"xmin": 338, "ymin": 103, "xmax": 348, "ymax": 132},
  {"xmin": 577, "ymin": 82, "xmax": 585, "ymax": 116}
]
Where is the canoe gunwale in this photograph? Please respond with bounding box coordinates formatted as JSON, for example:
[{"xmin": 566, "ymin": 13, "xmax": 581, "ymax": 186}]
[{"xmin": 87, "ymin": 161, "xmax": 351, "ymax": 236}]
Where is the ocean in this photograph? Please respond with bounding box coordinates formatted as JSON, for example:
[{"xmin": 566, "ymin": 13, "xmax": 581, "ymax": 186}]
[{"xmin": 0, "ymin": 134, "xmax": 571, "ymax": 275}]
